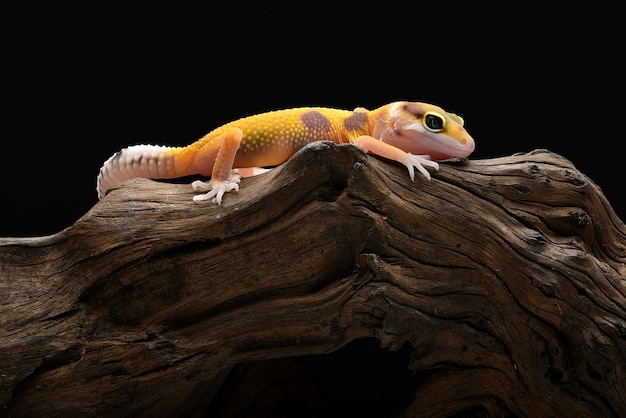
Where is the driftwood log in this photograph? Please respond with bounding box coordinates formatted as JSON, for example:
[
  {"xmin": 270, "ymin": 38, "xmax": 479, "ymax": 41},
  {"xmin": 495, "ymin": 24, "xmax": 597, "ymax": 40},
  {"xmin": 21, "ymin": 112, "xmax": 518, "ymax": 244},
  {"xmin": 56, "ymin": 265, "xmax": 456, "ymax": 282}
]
[{"xmin": 1, "ymin": 142, "xmax": 625, "ymax": 417}]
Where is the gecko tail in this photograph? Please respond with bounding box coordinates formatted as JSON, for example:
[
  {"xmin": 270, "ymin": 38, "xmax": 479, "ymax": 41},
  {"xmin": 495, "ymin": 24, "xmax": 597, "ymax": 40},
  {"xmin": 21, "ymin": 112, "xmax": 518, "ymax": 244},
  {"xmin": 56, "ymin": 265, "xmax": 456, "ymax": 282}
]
[{"xmin": 96, "ymin": 144, "xmax": 178, "ymax": 199}]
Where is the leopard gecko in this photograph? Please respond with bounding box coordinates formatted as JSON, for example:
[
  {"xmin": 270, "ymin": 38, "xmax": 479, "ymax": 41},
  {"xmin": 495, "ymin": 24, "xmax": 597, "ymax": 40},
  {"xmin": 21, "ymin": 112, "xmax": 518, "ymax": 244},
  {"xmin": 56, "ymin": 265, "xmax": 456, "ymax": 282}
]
[{"xmin": 96, "ymin": 101, "xmax": 475, "ymax": 204}]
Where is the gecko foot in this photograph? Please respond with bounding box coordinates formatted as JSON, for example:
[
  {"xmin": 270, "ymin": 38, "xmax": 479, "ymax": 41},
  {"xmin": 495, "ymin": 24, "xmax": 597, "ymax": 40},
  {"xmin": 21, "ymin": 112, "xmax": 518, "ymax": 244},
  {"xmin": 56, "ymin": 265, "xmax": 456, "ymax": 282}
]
[
  {"xmin": 402, "ymin": 154, "xmax": 439, "ymax": 181},
  {"xmin": 191, "ymin": 174, "xmax": 241, "ymax": 204}
]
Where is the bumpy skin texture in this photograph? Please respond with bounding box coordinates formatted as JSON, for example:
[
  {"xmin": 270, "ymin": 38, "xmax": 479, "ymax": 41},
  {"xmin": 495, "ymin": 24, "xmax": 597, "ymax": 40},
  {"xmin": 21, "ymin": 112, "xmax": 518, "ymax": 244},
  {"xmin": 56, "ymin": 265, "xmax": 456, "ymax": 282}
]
[{"xmin": 97, "ymin": 101, "xmax": 475, "ymax": 204}]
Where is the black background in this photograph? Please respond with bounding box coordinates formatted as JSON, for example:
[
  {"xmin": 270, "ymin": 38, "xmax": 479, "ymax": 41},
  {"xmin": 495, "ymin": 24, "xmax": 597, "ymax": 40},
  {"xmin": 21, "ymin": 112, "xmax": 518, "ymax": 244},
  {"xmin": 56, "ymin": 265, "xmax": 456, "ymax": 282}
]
[{"xmin": 2, "ymin": 3, "xmax": 623, "ymax": 237}]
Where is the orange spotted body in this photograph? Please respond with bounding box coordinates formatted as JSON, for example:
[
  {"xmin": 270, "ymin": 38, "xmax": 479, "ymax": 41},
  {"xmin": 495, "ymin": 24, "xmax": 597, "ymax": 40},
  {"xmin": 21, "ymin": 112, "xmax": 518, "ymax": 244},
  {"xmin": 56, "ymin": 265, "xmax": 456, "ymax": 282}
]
[
  {"xmin": 169, "ymin": 107, "xmax": 371, "ymax": 176},
  {"xmin": 97, "ymin": 101, "xmax": 475, "ymax": 204}
]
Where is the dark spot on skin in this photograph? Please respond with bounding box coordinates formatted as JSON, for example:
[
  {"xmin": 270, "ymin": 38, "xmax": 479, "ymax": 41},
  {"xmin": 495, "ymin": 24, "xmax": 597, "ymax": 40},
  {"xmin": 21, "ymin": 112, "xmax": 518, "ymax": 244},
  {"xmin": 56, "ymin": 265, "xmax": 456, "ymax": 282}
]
[
  {"xmin": 300, "ymin": 110, "xmax": 333, "ymax": 137},
  {"xmin": 402, "ymin": 103, "xmax": 423, "ymax": 118},
  {"xmin": 344, "ymin": 111, "xmax": 368, "ymax": 131}
]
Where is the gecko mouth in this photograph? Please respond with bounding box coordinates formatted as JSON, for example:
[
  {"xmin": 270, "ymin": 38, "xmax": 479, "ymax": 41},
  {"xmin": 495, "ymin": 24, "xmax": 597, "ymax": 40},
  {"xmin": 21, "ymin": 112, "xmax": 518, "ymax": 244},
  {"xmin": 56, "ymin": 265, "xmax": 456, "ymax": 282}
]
[
  {"xmin": 440, "ymin": 135, "xmax": 474, "ymax": 157},
  {"xmin": 427, "ymin": 139, "xmax": 475, "ymax": 160},
  {"xmin": 399, "ymin": 130, "xmax": 475, "ymax": 160}
]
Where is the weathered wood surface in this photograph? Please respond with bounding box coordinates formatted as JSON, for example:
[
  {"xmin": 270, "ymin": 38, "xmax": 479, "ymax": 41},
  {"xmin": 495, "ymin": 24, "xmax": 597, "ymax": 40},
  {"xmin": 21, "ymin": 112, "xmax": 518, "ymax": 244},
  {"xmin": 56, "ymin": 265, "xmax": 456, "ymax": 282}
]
[{"xmin": 1, "ymin": 142, "xmax": 625, "ymax": 417}]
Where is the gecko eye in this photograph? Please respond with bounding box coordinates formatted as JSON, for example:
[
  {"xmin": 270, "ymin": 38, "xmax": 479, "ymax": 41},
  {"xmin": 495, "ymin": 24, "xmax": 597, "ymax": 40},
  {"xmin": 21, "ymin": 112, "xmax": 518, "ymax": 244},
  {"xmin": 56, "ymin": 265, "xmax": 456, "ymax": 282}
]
[{"xmin": 423, "ymin": 112, "xmax": 446, "ymax": 132}]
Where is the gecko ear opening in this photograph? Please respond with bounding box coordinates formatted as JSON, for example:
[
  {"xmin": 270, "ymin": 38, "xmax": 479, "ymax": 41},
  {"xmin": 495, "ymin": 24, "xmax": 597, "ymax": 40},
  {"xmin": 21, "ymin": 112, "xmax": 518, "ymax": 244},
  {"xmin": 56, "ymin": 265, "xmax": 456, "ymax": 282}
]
[{"xmin": 447, "ymin": 112, "xmax": 465, "ymax": 126}]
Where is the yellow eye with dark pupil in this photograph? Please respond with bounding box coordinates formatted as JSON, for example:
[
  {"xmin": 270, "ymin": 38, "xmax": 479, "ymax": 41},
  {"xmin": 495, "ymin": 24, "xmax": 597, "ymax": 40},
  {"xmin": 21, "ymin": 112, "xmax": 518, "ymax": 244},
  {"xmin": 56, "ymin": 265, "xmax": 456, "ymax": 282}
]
[{"xmin": 424, "ymin": 112, "xmax": 446, "ymax": 132}]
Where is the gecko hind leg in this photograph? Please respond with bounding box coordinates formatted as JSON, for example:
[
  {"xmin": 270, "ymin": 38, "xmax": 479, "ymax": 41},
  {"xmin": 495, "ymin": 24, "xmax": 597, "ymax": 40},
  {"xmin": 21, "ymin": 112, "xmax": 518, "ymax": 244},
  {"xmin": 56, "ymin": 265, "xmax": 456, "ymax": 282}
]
[
  {"xmin": 192, "ymin": 173, "xmax": 241, "ymax": 204},
  {"xmin": 191, "ymin": 174, "xmax": 239, "ymax": 193},
  {"xmin": 191, "ymin": 127, "xmax": 243, "ymax": 204},
  {"xmin": 191, "ymin": 165, "xmax": 270, "ymax": 203}
]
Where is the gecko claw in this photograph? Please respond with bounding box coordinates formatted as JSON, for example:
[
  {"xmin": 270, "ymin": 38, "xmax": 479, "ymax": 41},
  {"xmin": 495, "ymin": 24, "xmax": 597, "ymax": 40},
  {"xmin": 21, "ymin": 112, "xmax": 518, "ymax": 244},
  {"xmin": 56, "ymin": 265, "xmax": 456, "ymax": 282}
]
[
  {"xmin": 192, "ymin": 175, "xmax": 241, "ymax": 204},
  {"xmin": 403, "ymin": 154, "xmax": 439, "ymax": 181}
]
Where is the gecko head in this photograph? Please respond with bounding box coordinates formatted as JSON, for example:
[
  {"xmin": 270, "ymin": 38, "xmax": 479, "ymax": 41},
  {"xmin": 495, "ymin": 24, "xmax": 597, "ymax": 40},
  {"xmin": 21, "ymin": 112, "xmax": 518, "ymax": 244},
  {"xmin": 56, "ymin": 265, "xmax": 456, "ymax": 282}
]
[{"xmin": 381, "ymin": 101, "xmax": 475, "ymax": 160}]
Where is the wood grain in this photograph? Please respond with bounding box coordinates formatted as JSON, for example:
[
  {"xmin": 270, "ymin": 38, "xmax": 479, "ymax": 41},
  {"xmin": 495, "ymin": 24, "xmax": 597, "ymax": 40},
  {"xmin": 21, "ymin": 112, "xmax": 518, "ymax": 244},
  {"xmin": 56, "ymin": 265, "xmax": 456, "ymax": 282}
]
[{"xmin": 1, "ymin": 143, "xmax": 625, "ymax": 417}]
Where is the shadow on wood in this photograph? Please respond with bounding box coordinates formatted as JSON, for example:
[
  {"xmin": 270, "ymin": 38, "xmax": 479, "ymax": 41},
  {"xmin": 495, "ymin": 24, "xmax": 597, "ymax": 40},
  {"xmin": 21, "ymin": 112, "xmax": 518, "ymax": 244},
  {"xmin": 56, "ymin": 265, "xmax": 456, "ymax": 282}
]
[{"xmin": 1, "ymin": 142, "xmax": 625, "ymax": 417}]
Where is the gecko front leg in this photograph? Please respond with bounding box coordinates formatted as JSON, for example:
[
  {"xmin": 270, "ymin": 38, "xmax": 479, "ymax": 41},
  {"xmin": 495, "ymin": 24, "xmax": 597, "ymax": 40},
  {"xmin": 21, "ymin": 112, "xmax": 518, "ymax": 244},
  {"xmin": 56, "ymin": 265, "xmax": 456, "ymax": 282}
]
[{"xmin": 355, "ymin": 135, "xmax": 439, "ymax": 180}]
